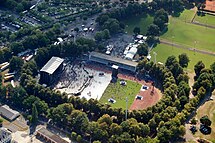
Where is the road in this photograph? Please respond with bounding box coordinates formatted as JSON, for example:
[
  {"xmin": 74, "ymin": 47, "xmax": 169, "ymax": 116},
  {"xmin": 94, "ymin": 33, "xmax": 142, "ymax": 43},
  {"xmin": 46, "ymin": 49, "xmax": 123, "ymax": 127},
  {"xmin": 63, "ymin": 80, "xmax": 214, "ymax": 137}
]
[{"xmin": 160, "ymin": 38, "xmax": 215, "ymax": 56}]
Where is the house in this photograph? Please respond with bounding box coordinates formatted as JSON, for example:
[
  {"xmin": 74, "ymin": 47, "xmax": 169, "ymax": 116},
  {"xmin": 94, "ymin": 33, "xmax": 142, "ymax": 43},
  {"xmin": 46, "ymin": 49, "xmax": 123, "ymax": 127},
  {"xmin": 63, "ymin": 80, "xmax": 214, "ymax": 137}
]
[
  {"xmin": 36, "ymin": 127, "xmax": 69, "ymax": 143},
  {"xmin": 0, "ymin": 105, "xmax": 20, "ymax": 121}
]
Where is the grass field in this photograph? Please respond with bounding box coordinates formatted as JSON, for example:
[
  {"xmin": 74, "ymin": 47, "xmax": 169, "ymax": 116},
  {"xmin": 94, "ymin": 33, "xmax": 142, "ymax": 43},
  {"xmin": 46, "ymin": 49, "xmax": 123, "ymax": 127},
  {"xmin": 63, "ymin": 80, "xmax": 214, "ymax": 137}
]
[
  {"xmin": 161, "ymin": 9, "xmax": 215, "ymax": 53},
  {"xmin": 99, "ymin": 80, "xmax": 142, "ymax": 109},
  {"xmin": 122, "ymin": 14, "xmax": 154, "ymax": 35},
  {"xmin": 151, "ymin": 44, "xmax": 215, "ymax": 71},
  {"xmin": 194, "ymin": 13, "xmax": 215, "ymax": 26},
  {"xmin": 194, "ymin": 92, "xmax": 215, "ymax": 143}
]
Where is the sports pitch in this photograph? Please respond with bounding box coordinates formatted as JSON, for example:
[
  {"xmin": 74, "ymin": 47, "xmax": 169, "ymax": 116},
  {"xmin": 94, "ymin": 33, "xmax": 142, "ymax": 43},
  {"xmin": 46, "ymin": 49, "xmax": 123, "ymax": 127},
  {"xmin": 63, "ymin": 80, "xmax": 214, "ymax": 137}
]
[
  {"xmin": 99, "ymin": 80, "xmax": 142, "ymax": 109},
  {"xmin": 161, "ymin": 9, "xmax": 215, "ymax": 53},
  {"xmin": 194, "ymin": 13, "xmax": 215, "ymax": 26}
]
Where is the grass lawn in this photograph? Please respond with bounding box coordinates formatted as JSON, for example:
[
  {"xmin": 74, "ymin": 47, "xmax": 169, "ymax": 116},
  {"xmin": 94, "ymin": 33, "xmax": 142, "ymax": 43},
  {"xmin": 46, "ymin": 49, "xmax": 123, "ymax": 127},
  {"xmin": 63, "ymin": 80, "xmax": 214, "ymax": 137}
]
[
  {"xmin": 173, "ymin": 9, "xmax": 196, "ymax": 22},
  {"xmin": 194, "ymin": 95, "xmax": 215, "ymax": 143},
  {"xmin": 161, "ymin": 9, "xmax": 215, "ymax": 53},
  {"xmin": 194, "ymin": 13, "xmax": 215, "ymax": 26},
  {"xmin": 151, "ymin": 44, "xmax": 215, "ymax": 71},
  {"xmin": 122, "ymin": 14, "xmax": 154, "ymax": 35},
  {"xmin": 99, "ymin": 79, "xmax": 142, "ymax": 109}
]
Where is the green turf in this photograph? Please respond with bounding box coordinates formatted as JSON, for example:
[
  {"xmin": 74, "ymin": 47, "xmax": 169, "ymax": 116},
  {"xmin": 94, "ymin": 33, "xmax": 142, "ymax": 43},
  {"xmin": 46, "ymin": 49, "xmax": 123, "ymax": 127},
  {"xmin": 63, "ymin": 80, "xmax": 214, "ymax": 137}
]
[
  {"xmin": 194, "ymin": 13, "xmax": 215, "ymax": 26},
  {"xmin": 174, "ymin": 9, "xmax": 196, "ymax": 22},
  {"xmin": 122, "ymin": 14, "xmax": 154, "ymax": 35},
  {"xmin": 151, "ymin": 43, "xmax": 215, "ymax": 71},
  {"xmin": 99, "ymin": 80, "xmax": 142, "ymax": 109},
  {"xmin": 161, "ymin": 10, "xmax": 215, "ymax": 53}
]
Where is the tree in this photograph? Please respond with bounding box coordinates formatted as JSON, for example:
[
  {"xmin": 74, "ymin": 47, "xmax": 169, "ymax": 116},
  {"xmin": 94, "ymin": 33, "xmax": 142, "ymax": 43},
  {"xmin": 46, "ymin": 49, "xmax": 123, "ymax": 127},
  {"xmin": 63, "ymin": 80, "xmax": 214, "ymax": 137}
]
[
  {"xmin": 147, "ymin": 24, "xmax": 160, "ymax": 36},
  {"xmin": 32, "ymin": 104, "xmax": 38, "ymax": 124},
  {"xmin": 191, "ymin": 118, "xmax": 197, "ymax": 125},
  {"xmin": 194, "ymin": 61, "xmax": 205, "ymax": 79},
  {"xmin": 133, "ymin": 27, "xmax": 141, "ymax": 35},
  {"xmin": 94, "ymin": 32, "xmax": 104, "ymax": 41},
  {"xmin": 178, "ymin": 53, "xmax": 190, "ymax": 68},
  {"xmin": 200, "ymin": 115, "xmax": 211, "ymax": 126},
  {"xmin": 76, "ymin": 135, "xmax": 82, "ymax": 143},
  {"xmin": 74, "ymin": 27, "xmax": 79, "ymax": 33},
  {"xmin": 103, "ymin": 29, "xmax": 110, "ymax": 39},
  {"xmin": 210, "ymin": 62, "xmax": 215, "ymax": 73},
  {"xmin": 9, "ymin": 56, "xmax": 24, "ymax": 72},
  {"xmin": 137, "ymin": 43, "xmax": 148, "ymax": 56}
]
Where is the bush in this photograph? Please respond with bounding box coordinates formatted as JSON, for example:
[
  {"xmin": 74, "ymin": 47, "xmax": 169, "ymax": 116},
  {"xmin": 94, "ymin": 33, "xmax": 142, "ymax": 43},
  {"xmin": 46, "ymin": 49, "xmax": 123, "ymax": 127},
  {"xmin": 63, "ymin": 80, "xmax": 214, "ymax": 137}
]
[
  {"xmin": 71, "ymin": 132, "xmax": 77, "ymax": 140},
  {"xmin": 76, "ymin": 135, "xmax": 82, "ymax": 143}
]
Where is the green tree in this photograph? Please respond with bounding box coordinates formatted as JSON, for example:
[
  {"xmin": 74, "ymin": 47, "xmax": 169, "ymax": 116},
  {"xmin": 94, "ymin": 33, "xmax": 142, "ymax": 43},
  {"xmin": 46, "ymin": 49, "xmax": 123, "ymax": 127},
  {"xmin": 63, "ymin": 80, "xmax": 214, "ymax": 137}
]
[
  {"xmin": 200, "ymin": 115, "xmax": 211, "ymax": 126},
  {"xmin": 178, "ymin": 53, "xmax": 190, "ymax": 68},
  {"xmin": 194, "ymin": 61, "xmax": 205, "ymax": 79},
  {"xmin": 9, "ymin": 56, "xmax": 24, "ymax": 72},
  {"xmin": 32, "ymin": 104, "xmax": 38, "ymax": 124},
  {"xmin": 210, "ymin": 62, "xmax": 215, "ymax": 73},
  {"xmin": 147, "ymin": 24, "xmax": 160, "ymax": 36},
  {"xmin": 137, "ymin": 43, "xmax": 148, "ymax": 56},
  {"xmin": 133, "ymin": 27, "xmax": 141, "ymax": 35}
]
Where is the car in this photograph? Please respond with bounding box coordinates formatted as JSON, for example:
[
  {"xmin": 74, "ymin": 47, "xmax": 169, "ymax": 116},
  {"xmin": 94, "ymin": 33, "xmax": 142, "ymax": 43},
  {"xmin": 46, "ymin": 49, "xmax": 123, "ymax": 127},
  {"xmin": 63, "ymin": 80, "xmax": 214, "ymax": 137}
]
[
  {"xmin": 120, "ymin": 80, "xmax": 127, "ymax": 86},
  {"xmin": 142, "ymin": 85, "xmax": 149, "ymax": 90},
  {"xmin": 108, "ymin": 98, "xmax": 116, "ymax": 104}
]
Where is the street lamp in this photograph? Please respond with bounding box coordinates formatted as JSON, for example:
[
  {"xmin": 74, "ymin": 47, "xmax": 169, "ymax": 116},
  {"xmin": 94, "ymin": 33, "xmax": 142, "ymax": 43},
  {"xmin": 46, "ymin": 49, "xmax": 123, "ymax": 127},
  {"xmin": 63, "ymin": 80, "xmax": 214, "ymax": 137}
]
[
  {"xmin": 194, "ymin": 41, "xmax": 197, "ymax": 55},
  {"xmin": 125, "ymin": 97, "xmax": 128, "ymax": 120},
  {"xmin": 172, "ymin": 36, "xmax": 174, "ymax": 50},
  {"xmin": 153, "ymin": 52, "xmax": 157, "ymax": 63}
]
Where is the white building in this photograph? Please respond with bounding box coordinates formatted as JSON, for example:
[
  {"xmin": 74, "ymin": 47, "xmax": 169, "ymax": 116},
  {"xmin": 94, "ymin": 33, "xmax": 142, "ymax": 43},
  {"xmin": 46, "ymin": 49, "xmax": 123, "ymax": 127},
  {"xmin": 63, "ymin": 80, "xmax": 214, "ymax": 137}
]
[{"xmin": 124, "ymin": 44, "xmax": 138, "ymax": 60}]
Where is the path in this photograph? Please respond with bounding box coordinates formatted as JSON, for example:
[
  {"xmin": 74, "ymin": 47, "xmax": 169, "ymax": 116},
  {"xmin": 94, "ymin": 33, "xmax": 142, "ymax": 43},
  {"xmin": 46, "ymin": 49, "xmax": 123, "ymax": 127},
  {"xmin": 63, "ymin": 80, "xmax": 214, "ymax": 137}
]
[{"xmin": 159, "ymin": 38, "xmax": 215, "ymax": 56}]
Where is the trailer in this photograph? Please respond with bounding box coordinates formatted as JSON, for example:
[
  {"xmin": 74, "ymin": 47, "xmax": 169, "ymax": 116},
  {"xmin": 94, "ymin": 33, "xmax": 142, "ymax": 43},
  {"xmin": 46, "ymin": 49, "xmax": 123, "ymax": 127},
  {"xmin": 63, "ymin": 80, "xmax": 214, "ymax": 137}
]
[
  {"xmin": 5, "ymin": 72, "xmax": 15, "ymax": 76},
  {"xmin": 25, "ymin": 55, "xmax": 33, "ymax": 62},
  {"xmin": 1, "ymin": 63, "xmax": 9, "ymax": 71},
  {"xmin": 0, "ymin": 62, "xmax": 9, "ymax": 68},
  {"xmin": 4, "ymin": 75, "xmax": 14, "ymax": 81},
  {"xmin": 11, "ymin": 80, "xmax": 15, "ymax": 88}
]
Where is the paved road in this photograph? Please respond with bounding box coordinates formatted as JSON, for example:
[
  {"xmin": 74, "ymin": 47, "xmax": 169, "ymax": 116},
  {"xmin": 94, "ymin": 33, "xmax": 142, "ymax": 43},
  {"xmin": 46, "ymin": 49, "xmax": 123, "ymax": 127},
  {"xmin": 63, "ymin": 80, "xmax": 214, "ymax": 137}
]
[{"xmin": 160, "ymin": 38, "xmax": 215, "ymax": 56}]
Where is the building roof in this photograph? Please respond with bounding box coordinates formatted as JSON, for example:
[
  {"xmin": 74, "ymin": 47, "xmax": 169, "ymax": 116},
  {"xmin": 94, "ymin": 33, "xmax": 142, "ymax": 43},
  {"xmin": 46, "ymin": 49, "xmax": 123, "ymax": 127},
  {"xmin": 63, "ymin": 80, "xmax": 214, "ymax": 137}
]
[
  {"xmin": 37, "ymin": 127, "xmax": 69, "ymax": 143},
  {"xmin": 0, "ymin": 105, "xmax": 20, "ymax": 121},
  {"xmin": 112, "ymin": 65, "xmax": 119, "ymax": 69},
  {"xmin": 40, "ymin": 57, "xmax": 64, "ymax": 74},
  {"xmin": 125, "ymin": 53, "xmax": 135, "ymax": 60},
  {"xmin": 90, "ymin": 52, "xmax": 138, "ymax": 67},
  {"xmin": 128, "ymin": 47, "xmax": 137, "ymax": 55}
]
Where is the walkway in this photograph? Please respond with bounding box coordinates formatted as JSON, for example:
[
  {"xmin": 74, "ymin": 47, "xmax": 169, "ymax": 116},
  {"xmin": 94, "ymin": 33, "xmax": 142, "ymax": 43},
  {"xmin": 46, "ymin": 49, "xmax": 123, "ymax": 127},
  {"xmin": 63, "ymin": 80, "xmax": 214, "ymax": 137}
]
[{"xmin": 159, "ymin": 38, "xmax": 215, "ymax": 56}]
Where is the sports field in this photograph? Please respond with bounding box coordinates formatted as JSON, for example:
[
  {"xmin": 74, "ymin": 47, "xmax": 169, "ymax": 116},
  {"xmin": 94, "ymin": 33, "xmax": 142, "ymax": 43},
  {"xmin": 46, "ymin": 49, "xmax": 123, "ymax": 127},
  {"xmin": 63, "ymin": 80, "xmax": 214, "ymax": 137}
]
[
  {"xmin": 100, "ymin": 80, "xmax": 142, "ymax": 109},
  {"xmin": 122, "ymin": 14, "xmax": 153, "ymax": 35},
  {"xmin": 151, "ymin": 44, "xmax": 215, "ymax": 71},
  {"xmin": 161, "ymin": 9, "xmax": 215, "ymax": 53},
  {"xmin": 194, "ymin": 13, "xmax": 215, "ymax": 26}
]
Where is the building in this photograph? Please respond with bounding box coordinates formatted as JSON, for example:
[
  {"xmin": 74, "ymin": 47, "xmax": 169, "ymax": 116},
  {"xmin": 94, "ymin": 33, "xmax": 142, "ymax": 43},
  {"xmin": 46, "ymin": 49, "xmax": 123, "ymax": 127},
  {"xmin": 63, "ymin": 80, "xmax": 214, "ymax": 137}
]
[
  {"xmin": 36, "ymin": 127, "xmax": 69, "ymax": 143},
  {"xmin": 0, "ymin": 128, "xmax": 12, "ymax": 143},
  {"xmin": 40, "ymin": 57, "xmax": 64, "ymax": 85},
  {"xmin": 89, "ymin": 52, "xmax": 138, "ymax": 72},
  {"xmin": 0, "ymin": 105, "xmax": 20, "ymax": 121}
]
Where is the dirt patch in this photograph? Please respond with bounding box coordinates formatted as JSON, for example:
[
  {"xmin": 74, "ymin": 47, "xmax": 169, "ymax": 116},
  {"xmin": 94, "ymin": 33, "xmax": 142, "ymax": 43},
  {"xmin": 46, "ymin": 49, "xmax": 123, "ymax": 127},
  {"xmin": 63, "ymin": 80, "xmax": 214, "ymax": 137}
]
[{"xmin": 129, "ymin": 82, "xmax": 161, "ymax": 110}]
